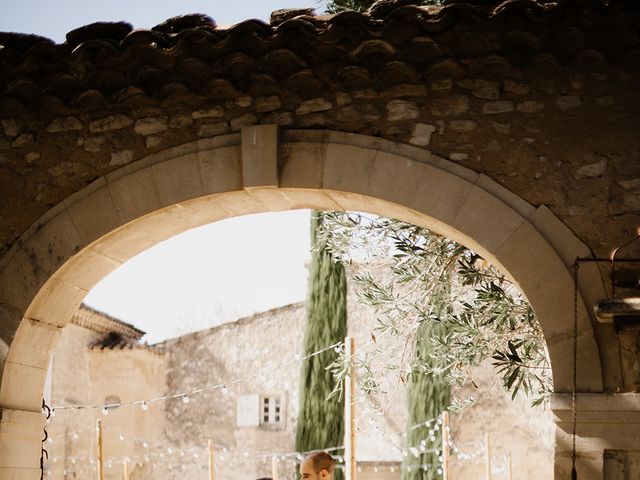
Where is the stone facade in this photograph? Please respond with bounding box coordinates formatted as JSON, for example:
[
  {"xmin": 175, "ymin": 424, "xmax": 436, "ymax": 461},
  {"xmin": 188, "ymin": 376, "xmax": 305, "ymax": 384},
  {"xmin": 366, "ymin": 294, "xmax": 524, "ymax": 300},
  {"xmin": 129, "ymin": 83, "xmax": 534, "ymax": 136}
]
[
  {"xmin": 46, "ymin": 293, "xmax": 553, "ymax": 479},
  {"xmin": 45, "ymin": 306, "xmax": 166, "ymax": 480}
]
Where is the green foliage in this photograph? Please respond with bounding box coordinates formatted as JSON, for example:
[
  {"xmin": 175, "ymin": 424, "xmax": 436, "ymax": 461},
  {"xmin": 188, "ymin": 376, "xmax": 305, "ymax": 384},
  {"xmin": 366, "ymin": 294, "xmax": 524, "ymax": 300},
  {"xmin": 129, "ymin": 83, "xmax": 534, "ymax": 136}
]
[
  {"xmin": 324, "ymin": 0, "xmax": 442, "ymax": 14},
  {"xmin": 402, "ymin": 322, "xmax": 451, "ymax": 480},
  {"xmin": 325, "ymin": 0, "xmax": 375, "ymax": 13},
  {"xmin": 295, "ymin": 212, "xmax": 347, "ymax": 479},
  {"xmin": 317, "ymin": 211, "xmax": 552, "ymax": 407}
]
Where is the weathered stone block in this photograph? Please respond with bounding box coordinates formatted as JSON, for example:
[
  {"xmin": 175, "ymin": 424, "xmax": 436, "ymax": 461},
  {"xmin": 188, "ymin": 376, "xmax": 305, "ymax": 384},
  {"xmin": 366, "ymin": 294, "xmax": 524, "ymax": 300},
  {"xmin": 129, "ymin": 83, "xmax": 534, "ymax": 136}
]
[
  {"xmin": 449, "ymin": 120, "xmax": 477, "ymax": 132},
  {"xmin": 46, "ymin": 116, "xmax": 83, "ymax": 133},
  {"xmin": 609, "ymin": 194, "xmax": 640, "ymax": 216},
  {"xmin": 595, "ymin": 96, "xmax": 615, "ymax": 107},
  {"xmin": 517, "ymin": 101, "xmax": 545, "ymax": 113},
  {"xmin": 556, "ymin": 95, "xmax": 582, "ymax": 111},
  {"xmin": 381, "ymin": 83, "xmax": 428, "ymax": 99},
  {"xmin": 409, "ymin": 123, "xmax": 436, "ymax": 147},
  {"xmin": 503, "ymin": 79, "xmax": 530, "ymax": 95},
  {"xmin": 89, "ymin": 114, "xmax": 133, "ymax": 133},
  {"xmin": 192, "ymin": 107, "xmax": 224, "ymax": 119},
  {"xmin": 450, "ymin": 152, "xmax": 469, "ymax": 162},
  {"xmin": 0, "ymin": 119, "xmax": 20, "ymax": 137},
  {"xmin": 230, "ymin": 113, "xmax": 257, "ymax": 131},
  {"xmin": 296, "ymin": 98, "xmax": 332, "ymax": 115},
  {"xmin": 146, "ymin": 136, "xmax": 162, "ymax": 148},
  {"xmin": 134, "ymin": 117, "xmax": 168, "ymax": 135},
  {"xmin": 24, "ymin": 152, "xmax": 39, "ymax": 164},
  {"xmin": 490, "ymin": 121, "xmax": 511, "ymax": 134},
  {"xmin": 429, "ymin": 94, "xmax": 469, "ymax": 116},
  {"xmin": 617, "ymin": 178, "xmax": 640, "ymax": 190},
  {"xmin": 430, "ymin": 78, "xmax": 452, "ymax": 91},
  {"xmin": 198, "ymin": 122, "xmax": 230, "ymax": 137},
  {"xmin": 575, "ymin": 158, "xmax": 607, "ymax": 179},
  {"xmin": 169, "ymin": 115, "xmax": 193, "ymax": 128},
  {"xmin": 241, "ymin": 124, "xmax": 278, "ymax": 189},
  {"xmin": 336, "ymin": 92, "xmax": 352, "ymax": 106},
  {"xmin": 472, "ymin": 79, "xmax": 500, "ymax": 100},
  {"xmin": 83, "ymin": 136, "xmax": 106, "ymax": 152},
  {"xmin": 11, "ymin": 133, "xmax": 33, "ymax": 148},
  {"xmin": 110, "ymin": 150, "xmax": 134, "ymax": 166},
  {"xmin": 482, "ymin": 100, "xmax": 514, "ymax": 114},
  {"xmin": 262, "ymin": 112, "xmax": 293, "ymax": 126},
  {"xmin": 254, "ymin": 96, "xmax": 282, "ymax": 113},
  {"xmin": 11, "ymin": 133, "xmax": 32, "ymax": 147},
  {"xmin": 386, "ymin": 100, "xmax": 420, "ymax": 121},
  {"xmin": 235, "ymin": 96, "xmax": 253, "ymax": 108}
]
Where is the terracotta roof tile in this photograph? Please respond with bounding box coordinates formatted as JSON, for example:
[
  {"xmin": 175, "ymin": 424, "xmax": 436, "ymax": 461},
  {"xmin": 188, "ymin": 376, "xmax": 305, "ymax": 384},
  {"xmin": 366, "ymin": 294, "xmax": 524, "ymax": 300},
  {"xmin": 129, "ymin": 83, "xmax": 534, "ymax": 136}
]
[{"xmin": 0, "ymin": 0, "xmax": 637, "ymax": 117}]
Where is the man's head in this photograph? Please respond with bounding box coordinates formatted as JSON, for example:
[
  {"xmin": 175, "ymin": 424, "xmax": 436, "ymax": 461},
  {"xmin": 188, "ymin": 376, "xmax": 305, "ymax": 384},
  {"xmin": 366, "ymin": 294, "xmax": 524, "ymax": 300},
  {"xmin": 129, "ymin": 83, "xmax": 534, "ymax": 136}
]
[{"xmin": 300, "ymin": 451, "xmax": 335, "ymax": 480}]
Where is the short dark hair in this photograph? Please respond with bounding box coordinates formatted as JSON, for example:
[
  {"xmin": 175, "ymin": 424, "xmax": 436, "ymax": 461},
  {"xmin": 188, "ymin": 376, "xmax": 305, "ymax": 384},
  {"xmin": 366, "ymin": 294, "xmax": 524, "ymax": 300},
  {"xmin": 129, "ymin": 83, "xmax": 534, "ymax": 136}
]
[{"xmin": 304, "ymin": 451, "xmax": 335, "ymax": 473}]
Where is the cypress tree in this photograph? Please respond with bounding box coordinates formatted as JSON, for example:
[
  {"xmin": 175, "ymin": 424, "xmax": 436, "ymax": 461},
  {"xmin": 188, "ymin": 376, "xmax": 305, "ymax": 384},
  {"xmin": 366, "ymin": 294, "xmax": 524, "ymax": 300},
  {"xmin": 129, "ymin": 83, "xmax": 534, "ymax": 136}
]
[
  {"xmin": 295, "ymin": 211, "xmax": 347, "ymax": 479},
  {"xmin": 402, "ymin": 322, "xmax": 451, "ymax": 480}
]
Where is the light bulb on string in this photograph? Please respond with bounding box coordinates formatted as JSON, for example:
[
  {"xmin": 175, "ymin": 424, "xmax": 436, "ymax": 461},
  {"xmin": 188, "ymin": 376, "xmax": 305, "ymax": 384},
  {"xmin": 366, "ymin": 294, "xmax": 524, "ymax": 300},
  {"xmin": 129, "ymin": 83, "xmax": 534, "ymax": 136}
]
[
  {"xmin": 181, "ymin": 394, "xmax": 190, "ymax": 404},
  {"xmin": 101, "ymin": 406, "xmax": 109, "ymax": 416},
  {"xmin": 141, "ymin": 401, "xmax": 148, "ymax": 411},
  {"xmin": 221, "ymin": 385, "xmax": 229, "ymax": 396},
  {"xmin": 118, "ymin": 433, "xmax": 124, "ymax": 441}
]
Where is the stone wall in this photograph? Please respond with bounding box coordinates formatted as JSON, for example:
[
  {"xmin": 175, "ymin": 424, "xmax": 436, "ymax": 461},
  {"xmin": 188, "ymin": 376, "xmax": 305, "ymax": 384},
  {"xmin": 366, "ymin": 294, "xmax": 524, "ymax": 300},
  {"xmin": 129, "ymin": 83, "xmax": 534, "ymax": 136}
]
[
  {"xmin": 160, "ymin": 278, "xmax": 554, "ymax": 479},
  {"xmin": 0, "ymin": 1, "xmax": 638, "ymax": 261},
  {"xmin": 45, "ymin": 308, "xmax": 167, "ymax": 480}
]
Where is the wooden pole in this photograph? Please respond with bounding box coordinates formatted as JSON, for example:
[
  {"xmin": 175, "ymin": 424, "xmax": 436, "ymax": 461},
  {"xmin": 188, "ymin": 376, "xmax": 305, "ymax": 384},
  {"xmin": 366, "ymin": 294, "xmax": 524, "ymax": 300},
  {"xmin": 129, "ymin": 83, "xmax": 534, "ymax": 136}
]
[
  {"xmin": 507, "ymin": 451, "xmax": 512, "ymax": 480},
  {"xmin": 271, "ymin": 456, "xmax": 279, "ymax": 480},
  {"xmin": 96, "ymin": 419, "xmax": 104, "ymax": 480},
  {"xmin": 123, "ymin": 457, "xmax": 129, "ymax": 480},
  {"xmin": 208, "ymin": 440, "xmax": 215, "ymax": 480},
  {"xmin": 344, "ymin": 336, "xmax": 357, "ymax": 480},
  {"xmin": 484, "ymin": 433, "xmax": 491, "ymax": 480},
  {"xmin": 442, "ymin": 411, "xmax": 450, "ymax": 480}
]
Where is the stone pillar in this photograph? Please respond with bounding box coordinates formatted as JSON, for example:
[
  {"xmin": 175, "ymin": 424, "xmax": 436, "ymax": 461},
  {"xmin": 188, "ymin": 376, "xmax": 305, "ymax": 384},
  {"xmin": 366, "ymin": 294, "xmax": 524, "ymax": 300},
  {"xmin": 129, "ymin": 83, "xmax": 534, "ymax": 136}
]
[
  {"xmin": 552, "ymin": 393, "xmax": 640, "ymax": 479},
  {"xmin": 0, "ymin": 407, "xmax": 44, "ymax": 479}
]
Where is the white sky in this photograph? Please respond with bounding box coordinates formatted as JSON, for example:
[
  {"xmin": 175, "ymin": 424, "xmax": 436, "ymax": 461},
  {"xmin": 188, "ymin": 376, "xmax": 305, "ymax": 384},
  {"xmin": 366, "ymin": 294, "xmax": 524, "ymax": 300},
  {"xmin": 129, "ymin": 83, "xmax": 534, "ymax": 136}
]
[
  {"xmin": 2, "ymin": 1, "xmax": 328, "ymax": 42},
  {"xmin": 0, "ymin": 2, "xmax": 329, "ymax": 342}
]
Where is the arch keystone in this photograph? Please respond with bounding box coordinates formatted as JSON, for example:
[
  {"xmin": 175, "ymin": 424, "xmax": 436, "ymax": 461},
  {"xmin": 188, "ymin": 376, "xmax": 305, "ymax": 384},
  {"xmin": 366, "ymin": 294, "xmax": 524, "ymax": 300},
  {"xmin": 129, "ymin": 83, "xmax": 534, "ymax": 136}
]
[{"xmin": 241, "ymin": 124, "xmax": 279, "ymax": 189}]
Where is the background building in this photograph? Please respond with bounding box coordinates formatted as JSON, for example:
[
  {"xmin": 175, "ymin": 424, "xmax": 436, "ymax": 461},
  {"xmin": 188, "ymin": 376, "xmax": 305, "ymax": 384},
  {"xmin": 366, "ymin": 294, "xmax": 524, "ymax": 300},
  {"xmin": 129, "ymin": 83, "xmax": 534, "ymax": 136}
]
[{"xmin": 45, "ymin": 287, "xmax": 553, "ymax": 479}]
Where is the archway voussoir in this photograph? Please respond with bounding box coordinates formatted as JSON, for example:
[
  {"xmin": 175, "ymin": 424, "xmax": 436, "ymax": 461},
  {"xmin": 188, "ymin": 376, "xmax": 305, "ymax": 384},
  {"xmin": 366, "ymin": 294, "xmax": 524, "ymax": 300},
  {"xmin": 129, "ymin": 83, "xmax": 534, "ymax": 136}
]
[
  {"xmin": 0, "ymin": 409, "xmax": 44, "ymax": 469},
  {"xmin": 151, "ymin": 153, "xmax": 204, "ymax": 208},
  {"xmin": 278, "ymin": 189, "xmax": 343, "ymax": 212},
  {"xmin": 63, "ymin": 181, "xmax": 123, "ymax": 247},
  {"xmin": 452, "ymin": 184, "xmax": 526, "ymax": 255},
  {"xmin": 0, "ymin": 249, "xmax": 48, "ymax": 316},
  {"xmin": 476, "ymin": 174, "xmax": 536, "ymax": 220},
  {"xmin": 18, "ymin": 209, "xmax": 83, "ymax": 278},
  {"xmin": 55, "ymin": 248, "xmax": 121, "ymax": 292},
  {"xmin": 90, "ymin": 206, "xmax": 193, "ymax": 263},
  {"xmin": 198, "ymin": 146, "xmax": 243, "ymax": 195},
  {"xmin": 0, "ymin": 362, "xmax": 46, "ymax": 412},
  {"xmin": 25, "ymin": 278, "xmax": 87, "ymax": 328},
  {"xmin": 6, "ymin": 319, "xmax": 61, "ymax": 370},
  {"xmin": 367, "ymin": 151, "xmax": 427, "ymax": 209},
  {"xmin": 409, "ymin": 163, "xmax": 476, "ymax": 229},
  {"xmin": 106, "ymin": 166, "xmax": 162, "ymax": 225},
  {"xmin": 323, "ymin": 144, "xmax": 377, "ymax": 194},
  {"xmin": 280, "ymin": 142, "xmax": 327, "ymax": 190}
]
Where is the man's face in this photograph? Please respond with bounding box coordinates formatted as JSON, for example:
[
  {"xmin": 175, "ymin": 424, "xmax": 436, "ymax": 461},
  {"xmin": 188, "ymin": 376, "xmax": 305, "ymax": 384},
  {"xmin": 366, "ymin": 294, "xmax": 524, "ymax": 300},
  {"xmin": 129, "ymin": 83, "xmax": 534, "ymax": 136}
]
[{"xmin": 300, "ymin": 458, "xmax": 330, "ymax": 480}]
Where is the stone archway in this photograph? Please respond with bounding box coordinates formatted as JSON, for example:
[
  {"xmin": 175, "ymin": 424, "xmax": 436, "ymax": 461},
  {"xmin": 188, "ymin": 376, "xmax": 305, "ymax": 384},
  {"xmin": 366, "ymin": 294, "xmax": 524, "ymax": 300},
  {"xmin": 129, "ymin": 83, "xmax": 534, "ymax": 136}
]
[{"xmin": 0, "ymin": 126, "xmax": 604, "ymax": 477}]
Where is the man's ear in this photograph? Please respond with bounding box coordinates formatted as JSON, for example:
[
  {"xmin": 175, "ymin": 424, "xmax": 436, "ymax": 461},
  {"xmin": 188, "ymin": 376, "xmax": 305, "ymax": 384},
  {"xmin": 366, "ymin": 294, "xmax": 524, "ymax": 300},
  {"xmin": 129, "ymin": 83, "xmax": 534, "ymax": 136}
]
[{"xmin": 320, "ymin": 469, "xmax": 329, "ymax": 479}]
